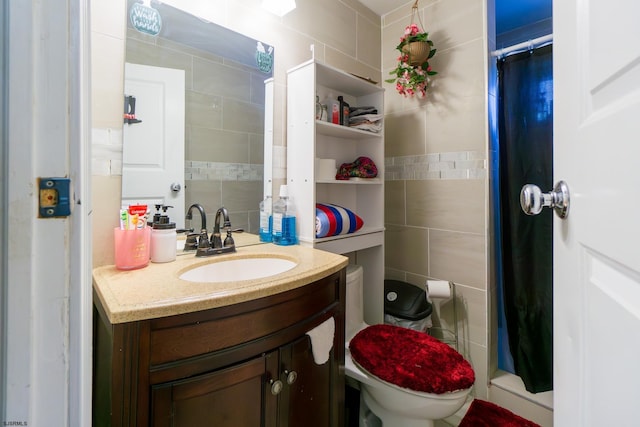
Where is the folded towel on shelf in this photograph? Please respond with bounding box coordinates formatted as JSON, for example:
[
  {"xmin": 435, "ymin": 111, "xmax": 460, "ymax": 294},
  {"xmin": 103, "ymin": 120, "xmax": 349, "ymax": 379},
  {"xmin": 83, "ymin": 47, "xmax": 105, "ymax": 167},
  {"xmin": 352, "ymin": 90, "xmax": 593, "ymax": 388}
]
[
  {"xmin": 349, "ymin": 106, "xmax": 378, "ymax": 116},
  {"xmin": 349, "ymin": 113, "xmax": 383, "ymax": 133},
  {"xmin": 349, "ymin": 113, "xmax": 383, "ymax": 124},
  {"xmin": 350, "ymin": 122, "xmax": 382, "ymax": 133}
]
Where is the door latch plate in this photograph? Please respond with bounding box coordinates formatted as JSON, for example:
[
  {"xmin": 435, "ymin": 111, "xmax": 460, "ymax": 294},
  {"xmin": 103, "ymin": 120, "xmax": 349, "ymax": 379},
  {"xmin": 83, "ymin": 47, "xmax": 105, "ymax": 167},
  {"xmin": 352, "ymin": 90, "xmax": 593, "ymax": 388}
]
[{"xmin": 39, "ymin": 178, "xmax": 71, "ymax": 217}]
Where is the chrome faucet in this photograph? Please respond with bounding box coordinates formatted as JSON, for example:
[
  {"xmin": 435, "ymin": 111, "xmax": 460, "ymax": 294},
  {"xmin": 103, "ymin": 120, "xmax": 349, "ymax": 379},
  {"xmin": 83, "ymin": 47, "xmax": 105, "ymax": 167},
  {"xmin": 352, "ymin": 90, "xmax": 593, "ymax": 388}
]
[
  {"xmin": 185, "ymin": 203, "xmax": 209, "ymax": 251},
  {"xmin": 196, "ymin": 206, "xmax": 236, "ymax": 257}
]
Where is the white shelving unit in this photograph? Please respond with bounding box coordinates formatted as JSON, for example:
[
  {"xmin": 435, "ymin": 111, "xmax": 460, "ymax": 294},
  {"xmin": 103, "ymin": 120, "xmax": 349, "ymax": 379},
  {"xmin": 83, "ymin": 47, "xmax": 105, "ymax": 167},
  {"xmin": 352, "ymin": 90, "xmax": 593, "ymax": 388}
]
[{"xmin": 286, "ymin": 59, "xmax": 385, "ymax": 324}]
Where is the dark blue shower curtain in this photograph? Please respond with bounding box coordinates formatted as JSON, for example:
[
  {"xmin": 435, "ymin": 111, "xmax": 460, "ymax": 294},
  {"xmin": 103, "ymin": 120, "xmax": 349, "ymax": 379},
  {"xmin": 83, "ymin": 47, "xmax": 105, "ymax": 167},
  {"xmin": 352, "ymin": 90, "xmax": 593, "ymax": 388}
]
[{"xmin": 497, "ymin": 44, "xmax": 553, "ymax": 393}]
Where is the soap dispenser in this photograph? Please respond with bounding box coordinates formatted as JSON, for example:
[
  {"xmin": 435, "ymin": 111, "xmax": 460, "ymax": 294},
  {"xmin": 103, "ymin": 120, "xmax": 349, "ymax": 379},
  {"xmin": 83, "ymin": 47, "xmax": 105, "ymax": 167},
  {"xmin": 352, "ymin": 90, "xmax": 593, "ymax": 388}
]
[{"xmin": 150, "ymin": 205, "xmax": 177, "ymax": 263}]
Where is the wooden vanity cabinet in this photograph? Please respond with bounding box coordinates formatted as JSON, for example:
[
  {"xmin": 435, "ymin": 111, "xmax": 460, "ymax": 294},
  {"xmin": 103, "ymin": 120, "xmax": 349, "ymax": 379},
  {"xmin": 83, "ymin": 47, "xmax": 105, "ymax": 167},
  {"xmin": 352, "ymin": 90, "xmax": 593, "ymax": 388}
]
[
  {"xmin": 93, "ymin": 269, "xmax": 346, "ymax": 427},
  {"xmin": 151, "ymin": 352, "xmax": 277, "ymax": 426}
]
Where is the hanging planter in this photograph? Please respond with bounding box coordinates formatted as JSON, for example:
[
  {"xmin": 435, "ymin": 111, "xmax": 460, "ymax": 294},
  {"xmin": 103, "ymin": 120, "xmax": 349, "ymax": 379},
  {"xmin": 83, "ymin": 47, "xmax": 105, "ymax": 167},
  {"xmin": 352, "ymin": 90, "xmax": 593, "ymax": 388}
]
[
  {"xmin": 401, "ymin": 40, "xmax": 431, "ymax": 66},
  {"xmin": 386, "ymin": 1, "xmax": 437, "ymax": 97}
]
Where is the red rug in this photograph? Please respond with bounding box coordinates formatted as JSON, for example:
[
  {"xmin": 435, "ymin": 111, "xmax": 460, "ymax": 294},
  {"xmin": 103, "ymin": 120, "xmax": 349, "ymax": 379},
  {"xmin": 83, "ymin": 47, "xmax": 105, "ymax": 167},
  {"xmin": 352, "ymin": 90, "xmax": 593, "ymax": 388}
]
[{"xmin": 459, "ymin": 399, "xmax": 541, "ymax": 427}]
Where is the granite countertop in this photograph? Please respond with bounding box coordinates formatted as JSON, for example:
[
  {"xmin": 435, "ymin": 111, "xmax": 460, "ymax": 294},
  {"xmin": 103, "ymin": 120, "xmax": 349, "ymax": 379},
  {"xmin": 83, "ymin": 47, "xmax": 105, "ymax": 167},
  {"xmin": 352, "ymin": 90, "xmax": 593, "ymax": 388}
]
[{"xmin": 93, "ymin": 240, "xmax": 349, "ymax": 324}]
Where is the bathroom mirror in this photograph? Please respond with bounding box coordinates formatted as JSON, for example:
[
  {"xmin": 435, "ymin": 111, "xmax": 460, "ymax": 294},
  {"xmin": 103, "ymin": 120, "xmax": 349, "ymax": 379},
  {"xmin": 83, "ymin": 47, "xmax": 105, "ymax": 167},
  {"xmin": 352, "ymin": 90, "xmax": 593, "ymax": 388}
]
[{"xmin": 122, "ymin": 0, "xmax": 274, "ymax": 236}]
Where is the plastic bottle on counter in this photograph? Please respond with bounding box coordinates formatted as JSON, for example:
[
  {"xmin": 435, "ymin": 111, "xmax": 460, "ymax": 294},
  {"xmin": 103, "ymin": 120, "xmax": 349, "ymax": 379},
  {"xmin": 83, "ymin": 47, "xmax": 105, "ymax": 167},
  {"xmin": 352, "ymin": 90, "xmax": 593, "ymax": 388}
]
[
  {"xmin": 150, "ymin": 205, "xmax": 177, "ymax": 263},
  {"xmin": 259, "ymin": 195, "xmax": 273, "ymax": 242},
  {"xmin": 272, "ymin": 185, "xmax": 297, "ymax": 246}
]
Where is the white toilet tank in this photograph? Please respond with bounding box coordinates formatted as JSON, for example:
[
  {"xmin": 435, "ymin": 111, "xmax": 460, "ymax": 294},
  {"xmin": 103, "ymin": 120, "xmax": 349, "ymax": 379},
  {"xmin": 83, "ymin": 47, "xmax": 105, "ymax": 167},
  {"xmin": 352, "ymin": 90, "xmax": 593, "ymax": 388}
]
[{"xmin": 345, "ymin": 264, "xmax": 364, "ymax": 341}]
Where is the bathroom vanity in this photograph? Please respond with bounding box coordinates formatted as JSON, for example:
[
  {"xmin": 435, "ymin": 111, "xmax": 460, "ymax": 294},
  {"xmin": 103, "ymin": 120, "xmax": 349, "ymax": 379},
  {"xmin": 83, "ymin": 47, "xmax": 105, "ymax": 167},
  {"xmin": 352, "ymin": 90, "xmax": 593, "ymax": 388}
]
[{"xmin": 93, "ymin": 244, "xmax": 348, "ymax": 427}]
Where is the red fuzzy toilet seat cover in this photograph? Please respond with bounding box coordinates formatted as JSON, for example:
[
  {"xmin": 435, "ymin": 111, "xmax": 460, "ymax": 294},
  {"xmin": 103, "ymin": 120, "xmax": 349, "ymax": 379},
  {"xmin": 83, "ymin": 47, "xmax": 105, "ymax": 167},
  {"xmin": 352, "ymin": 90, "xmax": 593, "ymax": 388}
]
[{"xmin": 349, "ymin": 324, "xmax": 475, "ymax": 394}]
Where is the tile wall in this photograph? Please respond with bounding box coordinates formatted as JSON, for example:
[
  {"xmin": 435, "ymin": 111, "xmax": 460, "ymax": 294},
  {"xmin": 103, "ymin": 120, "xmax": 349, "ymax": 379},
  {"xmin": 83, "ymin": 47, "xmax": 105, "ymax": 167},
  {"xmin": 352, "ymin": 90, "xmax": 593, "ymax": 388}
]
[{"xmin": 381, "ymin": 0, "xmax": 491, "ymax": 399}]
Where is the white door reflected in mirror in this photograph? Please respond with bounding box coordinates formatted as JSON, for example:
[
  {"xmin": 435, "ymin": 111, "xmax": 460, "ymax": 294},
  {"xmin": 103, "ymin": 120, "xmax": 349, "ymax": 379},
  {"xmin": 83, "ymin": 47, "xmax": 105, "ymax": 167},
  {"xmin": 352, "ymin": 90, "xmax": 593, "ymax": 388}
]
[{"xmin": 122, "ymin": 63, "xmax": 185, "ymax": 228}]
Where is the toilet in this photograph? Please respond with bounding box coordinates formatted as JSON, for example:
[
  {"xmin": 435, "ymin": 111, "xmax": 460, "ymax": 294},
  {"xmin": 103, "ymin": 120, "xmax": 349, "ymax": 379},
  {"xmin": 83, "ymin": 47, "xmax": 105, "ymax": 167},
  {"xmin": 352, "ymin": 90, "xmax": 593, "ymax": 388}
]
[{"xmin": 344, "ymin": 265, "xmax": 474, "ymax": 427}]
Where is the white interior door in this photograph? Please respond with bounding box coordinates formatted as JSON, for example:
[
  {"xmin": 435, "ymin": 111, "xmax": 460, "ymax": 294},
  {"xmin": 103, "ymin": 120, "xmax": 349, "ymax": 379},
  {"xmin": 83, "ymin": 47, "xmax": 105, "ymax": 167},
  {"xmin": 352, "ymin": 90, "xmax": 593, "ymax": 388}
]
[
  {"xmin": 554, "ymin": 0, "xmax": 640, "ymax": 424},
  {"xmin": 123, "ymin": 63, "xmax": 185, "ymax": 228}
]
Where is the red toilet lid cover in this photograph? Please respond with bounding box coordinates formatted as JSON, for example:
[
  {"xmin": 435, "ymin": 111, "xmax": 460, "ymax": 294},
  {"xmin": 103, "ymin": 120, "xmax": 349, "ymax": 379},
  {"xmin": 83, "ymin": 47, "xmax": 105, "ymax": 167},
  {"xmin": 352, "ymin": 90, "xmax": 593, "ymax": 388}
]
[{"xmin": 349, "ymin": 324, "xmax": 475, "ymax": 394}]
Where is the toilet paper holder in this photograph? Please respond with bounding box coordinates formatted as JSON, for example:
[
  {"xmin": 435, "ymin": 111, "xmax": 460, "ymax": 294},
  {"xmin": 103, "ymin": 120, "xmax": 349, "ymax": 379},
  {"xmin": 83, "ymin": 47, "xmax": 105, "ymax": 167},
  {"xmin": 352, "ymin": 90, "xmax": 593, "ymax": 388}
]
[{"xmin": 426, "ymin": 281, "xmax": 458, "ymax": 351}]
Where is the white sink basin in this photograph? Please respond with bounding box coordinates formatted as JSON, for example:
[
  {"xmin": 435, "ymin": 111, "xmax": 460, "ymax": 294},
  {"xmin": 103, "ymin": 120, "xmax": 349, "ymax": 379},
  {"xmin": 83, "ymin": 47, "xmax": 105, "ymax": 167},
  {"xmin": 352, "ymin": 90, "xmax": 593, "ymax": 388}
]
[{"xmin": 179, "ymin": 257, "xmax": 297, "ymax": 283}]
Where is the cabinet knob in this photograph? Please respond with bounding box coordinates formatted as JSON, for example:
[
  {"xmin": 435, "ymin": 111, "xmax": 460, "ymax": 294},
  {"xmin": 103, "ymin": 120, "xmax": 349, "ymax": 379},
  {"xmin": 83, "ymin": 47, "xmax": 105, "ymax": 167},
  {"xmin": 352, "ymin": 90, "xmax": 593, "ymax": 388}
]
[
  {"xmin": 270, "ymin": 379, "xmax": 283, "ymax": 395},
  {"xmin": 284, "ymin": 369, "xmax": 298, "ymax": 385}
]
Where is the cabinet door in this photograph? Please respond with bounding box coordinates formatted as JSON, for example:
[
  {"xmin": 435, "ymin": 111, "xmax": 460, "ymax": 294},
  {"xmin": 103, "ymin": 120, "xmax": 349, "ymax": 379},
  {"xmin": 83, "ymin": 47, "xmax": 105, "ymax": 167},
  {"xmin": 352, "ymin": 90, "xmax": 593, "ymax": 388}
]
[
  {"xmin": 279, "ymin": 335, "xmax": 335, "ymax": 427},
  {"xmin": 151, "ymin": 352, "xmax": 279, "ymax": 427}
]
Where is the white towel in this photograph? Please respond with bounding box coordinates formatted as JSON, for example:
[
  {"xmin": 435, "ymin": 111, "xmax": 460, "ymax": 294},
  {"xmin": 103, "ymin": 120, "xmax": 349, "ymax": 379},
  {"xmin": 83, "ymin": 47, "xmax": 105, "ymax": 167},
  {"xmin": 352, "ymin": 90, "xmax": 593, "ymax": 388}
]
[{"xmin": 305, "ymin": 317, "xmax": 335, "ymax": 365}]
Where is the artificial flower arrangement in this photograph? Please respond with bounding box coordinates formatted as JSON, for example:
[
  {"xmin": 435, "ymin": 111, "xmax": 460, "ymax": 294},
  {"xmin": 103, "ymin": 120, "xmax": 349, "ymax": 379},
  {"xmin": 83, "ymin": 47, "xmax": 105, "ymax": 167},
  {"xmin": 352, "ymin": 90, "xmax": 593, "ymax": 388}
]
[{"xmin": 386, "ymin": 23, "xmax": 437, "ymax": 97}]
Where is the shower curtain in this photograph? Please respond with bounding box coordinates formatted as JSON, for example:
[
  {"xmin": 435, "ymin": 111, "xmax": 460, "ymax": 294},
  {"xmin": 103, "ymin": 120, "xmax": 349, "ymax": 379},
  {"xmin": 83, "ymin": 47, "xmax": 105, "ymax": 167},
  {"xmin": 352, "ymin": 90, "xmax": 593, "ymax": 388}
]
[{"xmin": 497, "ymin": 44, "xmax": 553, "ymax": 393}]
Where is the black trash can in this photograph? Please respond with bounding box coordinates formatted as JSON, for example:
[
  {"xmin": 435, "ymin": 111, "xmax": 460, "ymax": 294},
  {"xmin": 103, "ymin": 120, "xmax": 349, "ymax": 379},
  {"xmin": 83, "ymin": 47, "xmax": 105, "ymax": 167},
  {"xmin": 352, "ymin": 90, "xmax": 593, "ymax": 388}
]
[{"xmin": 384, "ymin": 279, "xmax": 433, "ymax": 332}]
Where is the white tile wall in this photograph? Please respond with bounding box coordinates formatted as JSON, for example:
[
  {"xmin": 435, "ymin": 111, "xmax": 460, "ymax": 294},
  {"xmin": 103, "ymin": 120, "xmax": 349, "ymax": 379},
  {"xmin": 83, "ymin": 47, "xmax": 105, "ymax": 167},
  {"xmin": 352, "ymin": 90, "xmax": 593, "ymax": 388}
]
[
  {"xmin": 385, "ymin": 151, "xmax": 487, "ymax": 181},
  {"xmin": 185, "ymin": 161, "xmax": 263, "ymax": 181}
]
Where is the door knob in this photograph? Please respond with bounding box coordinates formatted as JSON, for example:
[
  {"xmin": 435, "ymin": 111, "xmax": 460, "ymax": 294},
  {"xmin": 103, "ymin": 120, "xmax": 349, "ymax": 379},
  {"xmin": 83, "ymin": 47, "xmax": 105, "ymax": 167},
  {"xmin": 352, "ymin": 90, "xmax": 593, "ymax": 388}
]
[
  {"xmin": 520, "ymin": 181, "xmax": 570, "ymax": 219},
  {"xmin": 170, "ymin": 182, "xmax": 182, "ymax": 192}
]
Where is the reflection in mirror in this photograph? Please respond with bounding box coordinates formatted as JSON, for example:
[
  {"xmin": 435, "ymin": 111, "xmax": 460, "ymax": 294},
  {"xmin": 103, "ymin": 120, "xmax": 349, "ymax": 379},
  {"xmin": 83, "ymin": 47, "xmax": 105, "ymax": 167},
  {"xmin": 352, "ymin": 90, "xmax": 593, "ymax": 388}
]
[{"xmin": 122, "ymin": 0, "xmax": 274, "ymax": 236}]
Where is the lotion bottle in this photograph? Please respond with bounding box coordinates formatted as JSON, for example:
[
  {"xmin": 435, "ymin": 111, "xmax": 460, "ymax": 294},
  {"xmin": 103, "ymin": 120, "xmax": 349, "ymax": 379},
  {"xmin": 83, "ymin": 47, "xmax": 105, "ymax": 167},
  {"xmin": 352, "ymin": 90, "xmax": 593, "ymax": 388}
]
[{"xmin": 150, "ymin": 205, "xmax": 177, "ymax": 263}]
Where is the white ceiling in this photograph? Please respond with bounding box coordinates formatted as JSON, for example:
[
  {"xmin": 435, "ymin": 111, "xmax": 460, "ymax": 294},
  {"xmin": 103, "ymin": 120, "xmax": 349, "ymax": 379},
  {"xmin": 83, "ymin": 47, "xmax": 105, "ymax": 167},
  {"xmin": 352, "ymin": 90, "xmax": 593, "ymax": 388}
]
[{"xmin": 358, "ymin": 0, "xmax": 409, "ymax": 16}]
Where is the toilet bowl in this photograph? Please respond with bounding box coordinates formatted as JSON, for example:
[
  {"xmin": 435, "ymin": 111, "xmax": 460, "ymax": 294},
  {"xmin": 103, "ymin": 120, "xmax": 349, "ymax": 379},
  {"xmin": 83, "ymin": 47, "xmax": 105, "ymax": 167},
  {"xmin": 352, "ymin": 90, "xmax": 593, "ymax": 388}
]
[{"xmin": 344, "ymin": 265, "xmax": 473, "ymax": 427}]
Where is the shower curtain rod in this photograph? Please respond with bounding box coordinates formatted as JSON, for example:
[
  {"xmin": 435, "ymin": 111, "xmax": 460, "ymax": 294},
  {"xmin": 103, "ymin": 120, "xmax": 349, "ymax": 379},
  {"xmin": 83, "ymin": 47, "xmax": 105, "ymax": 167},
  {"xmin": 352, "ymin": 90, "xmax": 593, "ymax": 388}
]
[{"xmin": 491, "ymin": 34, "xmax": 553, "ymax": 59}]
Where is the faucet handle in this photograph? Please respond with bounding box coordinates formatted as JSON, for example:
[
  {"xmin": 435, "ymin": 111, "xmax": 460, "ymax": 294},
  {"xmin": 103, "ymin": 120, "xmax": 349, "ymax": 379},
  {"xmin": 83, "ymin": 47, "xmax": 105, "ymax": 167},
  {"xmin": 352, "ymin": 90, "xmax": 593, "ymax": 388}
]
[
  {"xmin": 183, "ymin": 232, "xmax": 199, "ymax": 251},
  {"xmin": 197, "ymin": 229, "xmax": 210, "ymax": 248},
  {"xmin": 223, "ymin": 230, "xmax": 235, "ymax": 248}
]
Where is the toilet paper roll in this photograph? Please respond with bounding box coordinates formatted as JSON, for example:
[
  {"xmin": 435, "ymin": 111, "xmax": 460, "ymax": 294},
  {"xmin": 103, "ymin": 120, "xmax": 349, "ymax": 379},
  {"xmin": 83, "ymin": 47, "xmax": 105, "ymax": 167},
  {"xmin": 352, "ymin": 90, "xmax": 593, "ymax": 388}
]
[
  {"xmin": 315, "ymin": 158, "xmax": 337, "ymax": 180},
  {"xmin": 426, "ymin": 280, "xmax": 451, "ymax": 299}
]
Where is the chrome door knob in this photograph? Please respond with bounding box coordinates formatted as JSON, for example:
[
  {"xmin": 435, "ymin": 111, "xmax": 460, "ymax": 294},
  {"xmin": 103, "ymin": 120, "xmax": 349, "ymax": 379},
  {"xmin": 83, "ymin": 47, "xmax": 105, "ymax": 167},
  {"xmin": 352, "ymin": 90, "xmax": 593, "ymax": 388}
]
[
  {"xmin": 170, "ymin": 182, "xmax": 182, "ymax": 192},
  {"xmin": 520, "ymin": 181, "xmax": 570, "ymax": 219}
]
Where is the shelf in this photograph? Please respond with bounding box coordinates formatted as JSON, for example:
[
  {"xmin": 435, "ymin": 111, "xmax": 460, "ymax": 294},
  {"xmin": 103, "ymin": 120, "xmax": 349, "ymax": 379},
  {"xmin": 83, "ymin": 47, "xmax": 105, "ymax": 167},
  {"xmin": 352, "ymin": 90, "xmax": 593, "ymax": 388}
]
[
  {"xmin": 313, "ymin": 226, "xmax": 385, "ymax": 243},
  {"xmin": 316, "ymin": 178, "xmax": 382, "ymax": 184},
  {"xmin": 315, "ymin": 61, "xmax": 383, "ymax": 97},
  {"xmin": 287, "ymin": 59, "xmax": 385, "ymax": 324},
  {"xmin": 315, "ymin": 120, "xmax": 382, "ymax": 139},
  {"xmin": 310, "ymin": 228, "xmax": 385, "ymax": 254}
]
